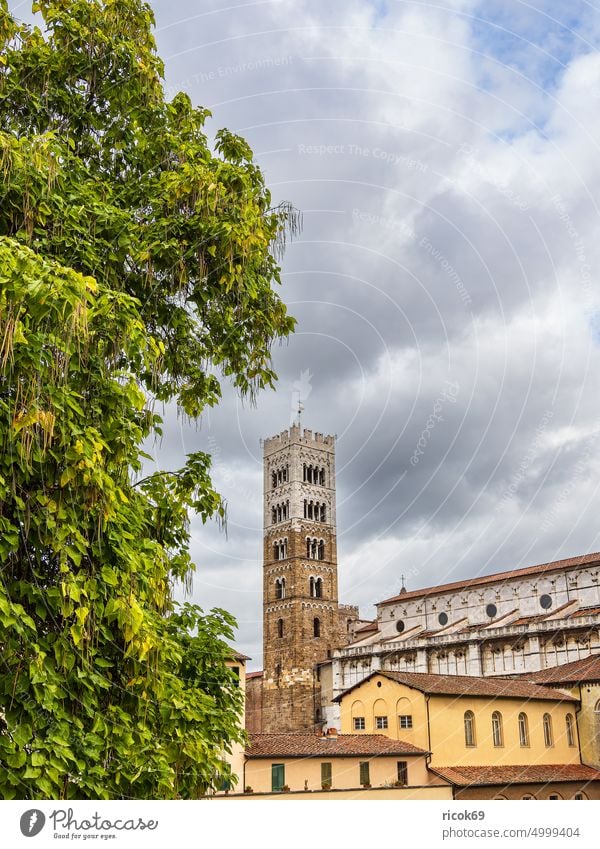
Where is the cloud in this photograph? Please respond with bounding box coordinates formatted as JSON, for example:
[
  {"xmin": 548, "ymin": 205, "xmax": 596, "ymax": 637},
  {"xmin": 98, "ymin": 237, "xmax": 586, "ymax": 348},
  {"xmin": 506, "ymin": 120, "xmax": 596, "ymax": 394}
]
[{"xmin": 9, "ymin": 0, "xmax": 600, "ymax": 669}]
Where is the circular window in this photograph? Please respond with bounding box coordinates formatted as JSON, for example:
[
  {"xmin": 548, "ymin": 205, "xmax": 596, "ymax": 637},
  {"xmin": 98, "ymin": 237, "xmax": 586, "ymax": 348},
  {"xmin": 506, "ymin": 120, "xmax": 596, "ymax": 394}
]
[
  {"xmin": 377, "ymin": 681, "xmax": 382, "ymax": 688},
  {"xmin": 540, "ymin": 594, "xmax": 553, "ymax": 610},
  {"xmin": 396, "ymin": 620, "xmax": 405, "ymax": 633},
  {"xmin": 438, "ymin": 612, "xmax": 448, "ymax": 626},
  {"xmin": 486, "ymin": 603, "xmax": 497, "ymax": 618}
]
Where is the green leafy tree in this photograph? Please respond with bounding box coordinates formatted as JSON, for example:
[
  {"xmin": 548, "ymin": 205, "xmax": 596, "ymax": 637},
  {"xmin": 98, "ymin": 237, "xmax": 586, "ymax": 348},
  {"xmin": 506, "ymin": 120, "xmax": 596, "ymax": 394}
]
[{"xmin": 0, "ymin": 0, "xmax": 298, "ymax": 799}]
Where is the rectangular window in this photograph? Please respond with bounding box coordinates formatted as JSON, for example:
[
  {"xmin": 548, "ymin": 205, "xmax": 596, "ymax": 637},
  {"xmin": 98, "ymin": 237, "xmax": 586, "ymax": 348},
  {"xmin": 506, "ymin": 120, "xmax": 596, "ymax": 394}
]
[
  {"xmin": 397, "ymin": 761, "xmax": 408, "ymax": 786},
  {"xmin": 353, "ymin": 717, "xmax": 365, "ymax": 730},
  {"xmin": 321, "ymin": 762, "xmax": 332, "ymax": 787},
  {"xmin": 375, "ymin": 716, "xmax": 388, "ymax": 729},
  {"xmin": 399, "ymin": 715, "xmax": 413, "ymax": 729},
  {"xmin": 271, "ymin": 763, "xmax": 285, "ymax": 792},
  {"xmin": 359, "ymin": 761, "xmax": 370, "ymax": 786}
]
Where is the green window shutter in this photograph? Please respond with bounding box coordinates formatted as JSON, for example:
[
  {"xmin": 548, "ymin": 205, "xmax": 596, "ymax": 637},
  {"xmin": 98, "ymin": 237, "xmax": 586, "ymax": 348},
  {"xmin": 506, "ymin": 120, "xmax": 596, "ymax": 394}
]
[
  {"xmin": 271, "ymin": 763, "xmax": 285, "ymax": 791},
  {"xmin": 321, "ymin": 762, "xmax": 332, "ymax": 785},
  {"xmin": 359, "ymin": 761, "xmax": 370, "ymax": 786}
]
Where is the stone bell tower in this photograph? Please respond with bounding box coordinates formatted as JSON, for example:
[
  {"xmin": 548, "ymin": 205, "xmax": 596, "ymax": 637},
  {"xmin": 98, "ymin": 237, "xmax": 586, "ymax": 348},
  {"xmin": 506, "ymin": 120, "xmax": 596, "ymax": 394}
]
[{"xmin": 261, "ymin": 424, "xmax": 347, "ymax": 732}]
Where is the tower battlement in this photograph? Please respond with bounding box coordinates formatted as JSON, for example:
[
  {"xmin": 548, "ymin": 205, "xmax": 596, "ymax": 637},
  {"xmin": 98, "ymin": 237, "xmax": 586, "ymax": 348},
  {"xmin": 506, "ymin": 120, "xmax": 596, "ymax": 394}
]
[{"xmin": 263, "ymin": 425, "xmax": 335, "ymax": 455}]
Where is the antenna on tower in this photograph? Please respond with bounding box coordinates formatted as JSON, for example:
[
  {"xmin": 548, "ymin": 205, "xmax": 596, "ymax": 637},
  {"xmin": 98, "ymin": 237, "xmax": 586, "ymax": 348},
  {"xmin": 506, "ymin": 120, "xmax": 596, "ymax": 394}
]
[{"xmin": 297, "ymin": 401, "xmax": 304, "ymax": 429}]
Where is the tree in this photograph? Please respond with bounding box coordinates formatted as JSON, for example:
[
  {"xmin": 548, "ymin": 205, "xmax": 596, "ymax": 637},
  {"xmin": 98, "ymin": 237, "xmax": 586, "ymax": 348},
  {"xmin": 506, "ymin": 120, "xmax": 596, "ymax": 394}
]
[{"xmin": 0, "ymin": 0, "xmax": 298, "ymax": 798}]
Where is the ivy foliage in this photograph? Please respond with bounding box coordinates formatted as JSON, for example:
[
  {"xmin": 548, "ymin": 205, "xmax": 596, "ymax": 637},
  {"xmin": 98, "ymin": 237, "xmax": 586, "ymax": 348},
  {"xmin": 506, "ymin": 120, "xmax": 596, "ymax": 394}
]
[{"xmin": 0, "ymin": 0, "xmax": 297, "ymax": 798}]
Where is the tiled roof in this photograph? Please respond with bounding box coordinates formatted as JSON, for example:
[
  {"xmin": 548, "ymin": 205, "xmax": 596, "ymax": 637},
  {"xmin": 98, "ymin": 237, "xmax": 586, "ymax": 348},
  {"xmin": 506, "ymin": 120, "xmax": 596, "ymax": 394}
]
[
  {"xmin": 333, "ymin": 670, "xmax": 578, "ymax": 703},
  {"xmin": 379, "ymin": 552, "xmax": 600, "ymax": 605},
  {"xmin": 246, "ymin": 671, "xmax": 263, "ymax": 680},
  {"xmin": 246, "ymin": 733, "xmax": 428, "ymax": 758},
  {"xmin": 510, "ymin": 600, "xmax": 580, "ymax": 627},
  {"xmin": 520, "ymin": 654, "xmax": 600, "ymax": 685},
  {"xmin": 571, "ymin": 605, "xmax": 600, "ymax": 618},
  {"xmin": 354, "ymin": 620, "xmax": 378, "ymax": 634},
  {"xmin": 431, "ymin": 764, "xmax": 600, "ymax": 787}
]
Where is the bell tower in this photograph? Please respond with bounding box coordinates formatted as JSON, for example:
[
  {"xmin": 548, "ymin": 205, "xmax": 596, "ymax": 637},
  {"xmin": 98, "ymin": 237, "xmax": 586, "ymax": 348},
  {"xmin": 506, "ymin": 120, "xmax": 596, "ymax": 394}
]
[{"xmin": 261, "ymin": 424, "xmax": 341, "ymax": 732}]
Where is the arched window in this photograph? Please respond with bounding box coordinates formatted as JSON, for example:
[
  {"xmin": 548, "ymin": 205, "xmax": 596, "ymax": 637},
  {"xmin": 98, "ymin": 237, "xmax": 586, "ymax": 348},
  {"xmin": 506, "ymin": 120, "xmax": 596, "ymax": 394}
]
[
  {"xmin": 320, "ymin": 504, "xmax": 326, "ymax": 522},
  {"xmin": 318, "ymin": 539, "xmax": 325, "ymax": 560},
  {"xmin": 566, "ymin": 713, "xmax": 575, "ymax": 747},
  {"xmin": 464, "ymin": 711, "xmax": 476, "ymax": 747},
  {"xmin": 543, "ymin": 713, "xmax": 554, "ymax": 747},
  {"xmin": 319, "ymin": 467, "xmax": 325, "ymax": 486},
  {"xmin": 275, "ymin": 662, "xmax": 281, "ymax": 679},
  {"xmin": 303, "ymin": 463, "xmax": 307, "ymax": 482},
  {"xmin": 277, "ymin": 618, "xmax": 284, "ymax": 638},
  {"xmin": 518, "ymin": 712, "xmax": 529, "ymax": 747},
  {"xmin": 492, "ymin": 711, "xmax": 503, "ymax": 747},
  {"xmin": 315, "ymin": 577, "xmax": 323, "ymax": 598},
  {"xmin": 272, "ymin": 471, "xmax": 277, "ymax": 489},
  {"xmin": 309, "ymin": 577, "xmax": 315, "ymax": 598},
  {"xmin": 313, "ymin": 617, "xmax": 321, "ymax": 638},
  {"xmin": 304, "ymin": 499, "xmax": 308, "ymax": 518},
  {"xmin": 275, "ymin": 578, "xmax": 284, "ymax": 600}
]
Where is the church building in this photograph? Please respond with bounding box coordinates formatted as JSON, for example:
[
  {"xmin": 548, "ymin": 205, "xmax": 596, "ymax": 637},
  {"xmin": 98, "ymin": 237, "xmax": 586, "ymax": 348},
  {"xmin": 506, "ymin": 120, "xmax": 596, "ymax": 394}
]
[
  {"xmin": 245, "ymin": 424, "xmax": 361, "ymax": 733},
  {"xmin": 246, "ymin": 422, "xmax": 600, "ymax": 754}
]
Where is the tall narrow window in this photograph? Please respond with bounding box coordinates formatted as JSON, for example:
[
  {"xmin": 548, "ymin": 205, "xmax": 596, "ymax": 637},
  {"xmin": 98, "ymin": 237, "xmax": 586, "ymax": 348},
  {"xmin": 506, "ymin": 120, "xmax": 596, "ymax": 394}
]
[
  {"xmin": 566, "ymin": 713, "xmax": 575, "ymax": 747},
  {"xmin": 464, "ymin": 710, "xmax": 476, "ymax": 747},
  {"xmin": 543, "ymin": 713, "xmax": 554, "ymax": 747},
  {"xmin": 359, "ymin": 762, "xmax": 370, "ymax": 786},
  {"xmin": 318, "ymin": 540, "xmax": 325, "ymax": 560},
  {"xmin": 319, "ymin": 467, "xmax": 325, "ymax": 486},
  {"xmin": 272, "ymin": 471, "xmax": 277, "ymax": 489},
  {"xmin": 397, "ymin": 761, "xmax": 408, "ymax": 786},
  {"xmin": 492, "ymin": 711, "xmax": 503, "ymax": 747},
  {"xmin": 518, "ymin": 712, "xmax": 529, "ymax": 747},
  {"xmin": 309, "ymin": 576, "xmax": 315, "ymax": 598},
  {"xmin": 303, "ymin": 463, "xmax": 307, "ymax": 482},
  {"xmin": 313, "ymin": 617, "xmax": 321, "ymax": 638},
  {"xmin": 315, "ymin": 577, "xmax": 323, "ymax": 598},
  {"xmin": 321, "ymin": 762, "xmax": 332, "ymax": 787},
  {"xmin": 320, "ymin": 504, "xmax": 326, "ymax": 522},
  {"xmin": 275, "ymin": 579, "xmax": 283, "ymax": 600},
  {"xmin": 271, "ymin": 763, "xmax": 285, "ymax": 792},
  {"xmin": 277, "ymin": 618, "xmax": 284, "ymax": 638}
]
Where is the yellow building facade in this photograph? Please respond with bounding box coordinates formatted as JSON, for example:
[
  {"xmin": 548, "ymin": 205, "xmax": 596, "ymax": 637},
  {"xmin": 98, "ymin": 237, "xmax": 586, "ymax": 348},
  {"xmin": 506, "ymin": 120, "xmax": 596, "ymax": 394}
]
[
  {"xmin": 336, "ymin": 671, "xmax": 581, "ymax": 768},
  {"xmin": 241, "ymin": 731, "xmax": 452, "ymax": 797}
]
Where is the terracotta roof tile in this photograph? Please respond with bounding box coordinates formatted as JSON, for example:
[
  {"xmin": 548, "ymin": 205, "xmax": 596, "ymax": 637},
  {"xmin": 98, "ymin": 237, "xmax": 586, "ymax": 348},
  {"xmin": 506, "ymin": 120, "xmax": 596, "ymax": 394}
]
[
  {"xmin": 379, "ymin": 552, "xmax": 600, "ymax": 606},
  {"xmin": 246, "ymin": 733, "xmax": 427, "ymax": 758},
  {"xmin": 519, "ymin": 654, "xmax": 600, "ymax": 684},
  {"xmin": 432, "ymin": 764, "xmax": 600, "ymax": 786},
  {"xmin": 571, "ymin": 605, "xmax": 600, "ymax": 618},
  {"xmin": 354, "ymin": 620, "xmax": 378, "ymax": 635},
  {"xmin": 246, "ymin": 671, "xmax": 263, "ymax": 680},
  {"xmin": 333, "ymin": 670, "xmax": 578, "ymax": 703}
]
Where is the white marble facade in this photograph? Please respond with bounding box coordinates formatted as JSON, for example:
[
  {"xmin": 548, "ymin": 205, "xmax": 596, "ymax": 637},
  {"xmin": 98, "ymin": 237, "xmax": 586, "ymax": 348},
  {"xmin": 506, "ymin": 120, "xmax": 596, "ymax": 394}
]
[{"xmin": 330, "ymin": 554, "xmax": 600, "ymax": 705}]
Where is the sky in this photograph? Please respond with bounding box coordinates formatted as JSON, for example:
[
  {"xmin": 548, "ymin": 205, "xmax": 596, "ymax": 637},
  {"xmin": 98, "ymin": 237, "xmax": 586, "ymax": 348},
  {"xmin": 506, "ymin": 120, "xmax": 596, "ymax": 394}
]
[{"xmin": 11, "ymin": 0, "xmax": 600, "ymax": 669}]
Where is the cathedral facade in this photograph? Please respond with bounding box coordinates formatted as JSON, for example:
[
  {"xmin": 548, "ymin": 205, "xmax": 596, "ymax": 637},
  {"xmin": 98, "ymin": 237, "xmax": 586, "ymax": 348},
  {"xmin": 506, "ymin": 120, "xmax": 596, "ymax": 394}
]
[{"xmin": 247, "ymin": 423, "xmax": 600, "ymax": 740}]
